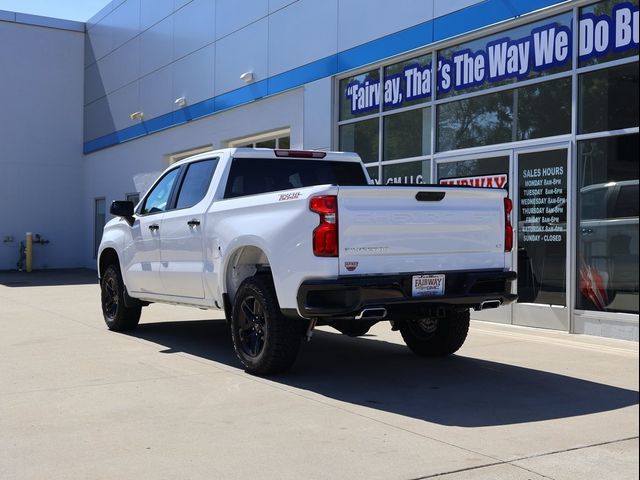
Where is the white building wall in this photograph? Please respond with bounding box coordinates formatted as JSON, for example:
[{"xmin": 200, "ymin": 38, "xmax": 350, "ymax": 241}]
[{"xmin": 0, "ymin": 20, "xmax": 84, "ymax": 270}]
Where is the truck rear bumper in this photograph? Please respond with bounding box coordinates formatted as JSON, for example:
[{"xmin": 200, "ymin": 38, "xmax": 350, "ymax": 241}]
[{"xmin": 296, "ymin": 269, "xmax": 517, "ymax": 319}]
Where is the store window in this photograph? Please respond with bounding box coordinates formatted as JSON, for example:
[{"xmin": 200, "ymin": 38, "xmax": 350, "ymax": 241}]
[
  {"xmin": 339, "ymin": 118, "xmax": 379, "ymax": 163},
  {"xmin": 168, "ymin": 145, "xmax": 213, "ymax": 164},
  {"xmin": 338, "ymin": 55, "xmax": 432, "ymax": 185},
  {"xmin": 437, "ymin": 77, "xmax": 571, "ymax": 152},
  {"xmin": 339, "ymin": 69, "xmax": 381, "ymax": 121},
  {"xmin": 383, "ymin": 54, "xmax": 432, "ymax": 111},
  {"xmin": 383, "ymin": 160, "xmax": 430, "ymax": 185},
  {"xmin": 577, "ymin": 134, "xmax": 639, "ymax": 314},
  {"xmin": 578, "ymin": 0, "xmax": 639, "ymax": 68},
  {"xmin": 237, "ymin": 136, "xmax": 290, "ymax": 149},
  {"xmin": 366, "ymin": 165, "xmax": 379, "ymax": 184},
  {"xmin": 437, "ymin": 156, "xmax": 510, "ymax": 187},
  {"xmin": 579, "ymin": 62, "xmax": 640, "ymax": 133},
  {"xmin": 228, "ymin": 129, "xmax": 290, "ymax": 149},
  {"xmin": 383, "ymin": 107, "xmax": 431, "ymax": 161},
  {"xmin": 517, "ymin": 149, "xmax": 568, "ymax": 306},
  {"xmin": 437, "ymin": 90, "xmax": 513, "ymax": 151}
]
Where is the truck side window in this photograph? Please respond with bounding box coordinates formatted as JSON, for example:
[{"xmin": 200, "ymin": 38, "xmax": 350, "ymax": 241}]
[
  {"xmin": 141, "ymin": 168, "xmax": 180, "ymax": 215},
  {"xmin": 175, "ymin": 159, "xmax": 219, "ymax": 209}
]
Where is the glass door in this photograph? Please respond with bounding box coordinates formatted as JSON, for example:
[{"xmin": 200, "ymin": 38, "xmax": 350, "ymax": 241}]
[
  {"xmin": 436, "ymin": 151, "xmax": 514, "ymax": 325},
  {"xmin": 513, "ymin": 146, "xmax": 570, "ymax": 330}
]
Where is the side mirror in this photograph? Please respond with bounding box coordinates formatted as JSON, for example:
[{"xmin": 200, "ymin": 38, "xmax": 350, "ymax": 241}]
[{"xmin": 110, "ymin": 200, "xmax": 135, "ymax": 225}]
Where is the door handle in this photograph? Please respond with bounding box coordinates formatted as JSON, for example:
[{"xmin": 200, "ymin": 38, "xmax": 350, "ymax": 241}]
[
  {"xmin": 148, "ymin": 224, "xmax": 159, "ymax": 231},
  {"xmin": 187, "ymin": 219, "xmax": 201, "ymax": 227}
]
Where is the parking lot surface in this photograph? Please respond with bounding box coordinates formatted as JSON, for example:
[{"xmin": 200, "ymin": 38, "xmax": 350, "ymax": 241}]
[{"xmin": 1, "ymin": 269, "xmax": 638, "ymax": 480}]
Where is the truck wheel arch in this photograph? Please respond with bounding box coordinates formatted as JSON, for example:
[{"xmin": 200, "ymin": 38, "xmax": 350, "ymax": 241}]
[
  {"xmin": 224, "ymin": 245, "xmax": 272, "ymax": 306},
  {"xmin": 99, "ymin": 248, "xmax": 120, "ymax": 278}
]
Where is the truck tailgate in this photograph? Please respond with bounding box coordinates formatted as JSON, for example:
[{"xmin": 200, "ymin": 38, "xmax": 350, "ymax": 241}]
[{"xmin": 337, "ymin": 186, "xmax": 508, "ymax": 276}]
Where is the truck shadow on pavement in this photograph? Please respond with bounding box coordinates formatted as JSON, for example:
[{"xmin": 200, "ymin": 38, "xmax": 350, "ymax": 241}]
[
  {"xmin": 129, "ymin": 319, "xmax": 639, "ymax": 428},
  {"xmin": 0, "ymin": 269, "xmax": 98, "ymax": 287}
]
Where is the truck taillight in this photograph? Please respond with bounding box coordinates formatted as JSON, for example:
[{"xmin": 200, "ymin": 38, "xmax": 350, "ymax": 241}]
[
  {"xmin": 310, "ymin": 195, "xmax": 338, "ymax": 257},
  {"xmin": 504, "ymin": 197, "xmax": 513, "ymax": 252}
]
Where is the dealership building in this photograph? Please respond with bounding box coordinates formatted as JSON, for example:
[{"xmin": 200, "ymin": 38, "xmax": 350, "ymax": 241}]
[{"xmin": 0, "ymin": 0, "xmax": 638, "ymax": 340}]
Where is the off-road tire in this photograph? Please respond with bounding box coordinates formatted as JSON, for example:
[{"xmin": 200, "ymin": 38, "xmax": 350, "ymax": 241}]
[
  {"xmin": 101, "ymin": 264, "xmax": 141, "ymax": 331},
  {"xmin": 399, "ymin": 308, "xmax": 470, "ymax": 357},
  {"xmin": 231, "ymin": 276, "xmax": 305, "ymax": 375}
]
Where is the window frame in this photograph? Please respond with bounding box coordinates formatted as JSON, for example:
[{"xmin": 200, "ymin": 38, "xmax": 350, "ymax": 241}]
[
  {"xmin": 173, "ymin": 158, "xmax": 219, "ymax": 211},
  {"xmin": 228, "ymin": 129, "xmax": 291, "ymax": 149},
  {"xmin": 137, "ymin": 166, "xmax": 183, "ymax": 217}
]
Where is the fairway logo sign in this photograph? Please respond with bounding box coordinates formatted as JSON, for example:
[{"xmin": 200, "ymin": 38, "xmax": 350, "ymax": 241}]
[
  {"xmin": 439, "ymin": 174, "xmax": 508, "ymax": 189},
  {"xmin": 344, "ymin": 1, "xmax": 638, "ymax": 115}
]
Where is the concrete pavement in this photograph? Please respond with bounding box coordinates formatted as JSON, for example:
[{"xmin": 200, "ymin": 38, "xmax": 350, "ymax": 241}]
[{"xmin": 0, "ymin": 269, "xmax": 638, "ymax": 480}]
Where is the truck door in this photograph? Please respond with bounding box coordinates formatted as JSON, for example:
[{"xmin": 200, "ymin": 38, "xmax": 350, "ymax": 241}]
[
  {"xmin": 125, "ymin": 167, "xmax": 181, "ymax": 294},
  {"xmin": 159, "ymin": 158, "xmax": 218, "ymax": 298}
]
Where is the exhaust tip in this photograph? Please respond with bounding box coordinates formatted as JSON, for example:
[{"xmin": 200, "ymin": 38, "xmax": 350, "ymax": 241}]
[
  {"xmin": 476, "ymin": 300, "xmax": 502, "ymax": 311},
  {"xmin": 355, "ymin": 308, "xmax": 387, "ymax": 320}
]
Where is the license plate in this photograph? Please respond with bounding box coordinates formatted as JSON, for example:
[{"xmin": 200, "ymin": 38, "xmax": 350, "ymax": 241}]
[{"xmin": 412, "ymin": 274, "xmax": 445, "ymax": 297}]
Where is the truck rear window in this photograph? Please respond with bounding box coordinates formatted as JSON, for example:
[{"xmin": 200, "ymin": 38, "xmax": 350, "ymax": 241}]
[{"xmin": 224, "ymin": 157, "xmax": 368, "ymax": 199}]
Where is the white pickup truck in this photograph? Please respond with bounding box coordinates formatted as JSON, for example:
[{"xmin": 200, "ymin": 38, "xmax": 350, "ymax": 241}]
[{"xmin": 98, "ymin": 148, "xmax": 516, "ymax": 375}]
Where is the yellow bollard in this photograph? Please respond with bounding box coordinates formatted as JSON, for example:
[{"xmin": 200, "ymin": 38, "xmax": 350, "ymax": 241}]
[{"xmin": 26, "ymin": 232, "xmax": 33, "ymax": 273}]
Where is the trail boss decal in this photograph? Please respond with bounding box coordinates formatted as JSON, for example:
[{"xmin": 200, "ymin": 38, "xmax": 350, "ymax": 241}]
[{"xmin": 278, "ymin": 192, "xmax": 302, "ymax": 201}]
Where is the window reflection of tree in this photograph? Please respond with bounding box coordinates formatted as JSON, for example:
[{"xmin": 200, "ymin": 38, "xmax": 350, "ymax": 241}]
[
  {"xmin": 438, "ymin": 91, "xmax": 512, "ymax": 151},
  {"xmin": 517, "ymin": 78, "xmax": 571, "ymax": 140},
  {"xmin": 384, "ymin": 108, "xmax": 430, "ymax": 160},
  {"xmin": 580, "ymin": 64, "xmax": 638, "ymax": 133}
]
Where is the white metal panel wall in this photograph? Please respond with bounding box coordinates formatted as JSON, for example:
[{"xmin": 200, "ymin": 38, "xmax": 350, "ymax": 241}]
[
  {"xmin": 139, "ymin": 16, "xmax": 173, "ymax": 77},
  {"xmin": 303, "ymin": 78, "xmax": 332, "ymax": 150},
  {"xmin": 0, "ymin": 21, "xmax": 84, "ymax": 270},
  {"xmin": 337, "ymin": 0, "xmax": 435, "ymax": 51},
  {"xmin": 215, "ymin": 0, "xmax": 268, "ymax": 40},
  {"xmin": 172, "ymin": 44, "xmax": 215, "ymax": 110},
  {"xmin": 215, "ymin": 19, "xmax": 269, "ymax": 95},
  {"xmin": 267, "ymin": 0, "xmax": 338, "ymax": 76}
]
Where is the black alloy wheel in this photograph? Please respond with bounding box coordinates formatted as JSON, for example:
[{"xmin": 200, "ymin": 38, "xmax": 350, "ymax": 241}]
[
  {"xmin": 237, "ymin": 295, "xmax": 267, "ymax": 358},
  {"xmin": 102, "ymin": 273, "xmax": 119, "ymax": 319},
  {"xmin": 230, "ymin": 276, "xmax": 306, "ymax": 375},
  {"xmin": 100, "ymin": 264, "xmax": 141, "ymax": 331}
]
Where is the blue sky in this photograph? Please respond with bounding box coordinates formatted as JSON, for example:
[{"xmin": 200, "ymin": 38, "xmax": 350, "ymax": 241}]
[{"xmin": 0, "ymin": 0, "xmax": 111, "ymax": 21}]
